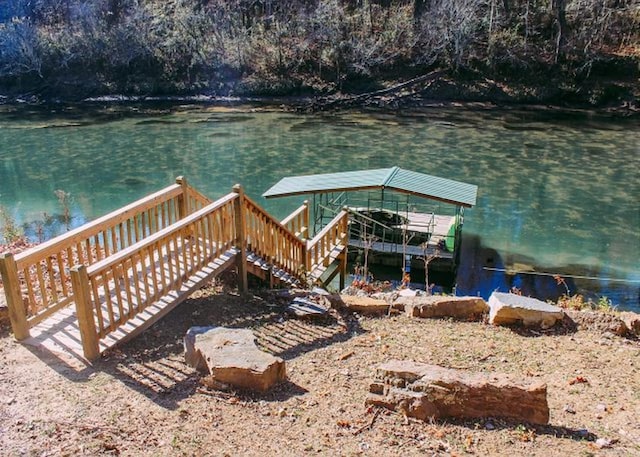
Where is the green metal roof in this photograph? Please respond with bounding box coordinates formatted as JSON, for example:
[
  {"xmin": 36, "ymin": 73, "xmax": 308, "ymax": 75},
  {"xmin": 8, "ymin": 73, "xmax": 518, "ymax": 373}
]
[{"xmin": 263, "ymin": 166, "xmax": 478, "ymax": 207}]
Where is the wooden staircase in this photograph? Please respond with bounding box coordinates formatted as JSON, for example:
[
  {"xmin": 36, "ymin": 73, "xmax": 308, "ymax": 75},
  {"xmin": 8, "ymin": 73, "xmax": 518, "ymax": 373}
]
[{"xmin": 0, "ymin": 178, "xmax": 348, "ymax": 362}]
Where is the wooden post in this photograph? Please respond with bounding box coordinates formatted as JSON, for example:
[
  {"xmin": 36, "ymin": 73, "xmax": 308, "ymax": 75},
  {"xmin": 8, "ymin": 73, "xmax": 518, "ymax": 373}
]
[
  {"xmin": 70, "ymin": 265, "xmax": 100, "ymax": 361},
  {"xmin": 302, "ymin": 200, "xmax": 309, "ymax": 239},
  {"xmin": 232, "ymin": 185, "xmax": 248, "ymax": 295},
  {"xmin": 305, "ymin": 240, "xmax": 311, "ymax": 277},
  {"xmin": 339, "ymin": 252, "xmax": 347, "ymax": 291},
  {"xmin": 0, "ymin": 253, "xmax": 30, "ymax": 340},
  {"xmin": 176, "ymin": 176, "xmax": 190, "ymax": 218}
]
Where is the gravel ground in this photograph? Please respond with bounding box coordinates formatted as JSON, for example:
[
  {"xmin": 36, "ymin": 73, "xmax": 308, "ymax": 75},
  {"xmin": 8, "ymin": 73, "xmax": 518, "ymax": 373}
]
[{"xmin": 0, "ymin": 282, "xmax": 639, "ymax": 456}]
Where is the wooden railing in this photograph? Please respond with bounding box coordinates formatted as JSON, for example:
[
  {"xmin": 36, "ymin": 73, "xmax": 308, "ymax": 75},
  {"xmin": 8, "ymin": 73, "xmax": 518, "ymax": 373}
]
[
  {"xmin": 2, "ymin": 180, "xmax": 350, "ymax": 360},
  {"xmin": 281, "ymin": 201, "xmax": 309, "ymax": 239},
  {"xmin": 0, "ymin": 177, "xmax": 202, "ymax": 340},
  {"xmin": 243, "ymin": 195, "xmax": 307, "ymax": 278},
  {"xmin": 70, "ymin": 193, "xmax": 239, "ymax": 359},
  {"xmin": 306, "ymin": 210, "xmax": 349, "ymax": 275}
]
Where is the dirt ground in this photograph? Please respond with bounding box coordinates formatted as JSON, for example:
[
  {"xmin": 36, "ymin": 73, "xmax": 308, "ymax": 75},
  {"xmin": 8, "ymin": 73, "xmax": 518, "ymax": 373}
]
[{"xmin": 1, "ymin": 281, "xmax": 639, "ymax": 456}]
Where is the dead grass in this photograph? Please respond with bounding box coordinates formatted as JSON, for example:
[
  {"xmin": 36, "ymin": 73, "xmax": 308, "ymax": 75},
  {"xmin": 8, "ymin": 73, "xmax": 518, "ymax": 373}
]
[{"xmin": 0, "ymin": 284, "xmax": 639, "ymax": 456}]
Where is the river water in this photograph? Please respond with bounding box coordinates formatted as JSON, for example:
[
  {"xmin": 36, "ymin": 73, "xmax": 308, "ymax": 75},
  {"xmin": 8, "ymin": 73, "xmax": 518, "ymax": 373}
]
[{"xmin": 0, "ymin": 103, "xmax": 638, "ymax": 310}]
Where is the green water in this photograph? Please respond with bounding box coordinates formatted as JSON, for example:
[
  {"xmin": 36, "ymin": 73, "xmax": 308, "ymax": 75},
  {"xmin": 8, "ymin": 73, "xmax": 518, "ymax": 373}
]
[{"xmin": 0, "ymin": 103, "xmax": 638, "ymax": 309}]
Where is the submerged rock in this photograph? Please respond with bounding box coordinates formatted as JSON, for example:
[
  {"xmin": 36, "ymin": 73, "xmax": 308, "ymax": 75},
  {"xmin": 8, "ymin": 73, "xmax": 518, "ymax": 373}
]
[
  {"xmin": 367, "ymin": 360, "xmax": 549, "ymax": 424},
  {"xmin": 488, "ymin": 292, "xmax": 565, "ymax": 328}
]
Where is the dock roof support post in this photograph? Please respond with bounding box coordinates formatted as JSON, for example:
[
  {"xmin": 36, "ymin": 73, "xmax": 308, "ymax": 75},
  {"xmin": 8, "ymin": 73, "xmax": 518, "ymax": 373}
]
[
  {"xmin": 70, "ymin": 265, "xmax": 100, "ymax": 361},
  {"xmin": 0, "ymin": 253, "xmax": 30, "ymax": 340},
  {"xmin": 232, "ymin": 184, "xmax": 248, "ymax": 295}
]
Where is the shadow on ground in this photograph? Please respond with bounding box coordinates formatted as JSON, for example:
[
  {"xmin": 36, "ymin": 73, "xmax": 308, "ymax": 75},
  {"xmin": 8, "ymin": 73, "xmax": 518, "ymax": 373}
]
[{"xmin": 87, "ymin": 289, "xmax": 364, "ymax": 410}]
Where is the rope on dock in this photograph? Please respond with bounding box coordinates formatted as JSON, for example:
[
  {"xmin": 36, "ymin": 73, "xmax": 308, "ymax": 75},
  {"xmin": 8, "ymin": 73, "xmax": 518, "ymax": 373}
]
[{"xmin": 482, "ymin": 267, "xmax": 640, "ymax": 284}]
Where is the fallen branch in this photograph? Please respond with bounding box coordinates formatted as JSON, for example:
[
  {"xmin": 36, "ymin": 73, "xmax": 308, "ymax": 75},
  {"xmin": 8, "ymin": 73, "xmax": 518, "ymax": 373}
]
[
  {"xmin": 307, "ymin": 70, "xmax": 446, "ymax": 112},
  {"xmin": 353, "ymin": 409, "xmax": 381, "ymax": 435}
]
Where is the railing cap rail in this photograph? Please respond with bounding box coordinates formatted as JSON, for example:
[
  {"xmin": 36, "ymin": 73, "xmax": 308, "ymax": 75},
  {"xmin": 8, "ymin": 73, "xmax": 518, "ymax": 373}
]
[
  {"xmin": 307, "ymin": 210, "xmax": 348, "ymax": 249},
  {"xmin": 85, "ymin": 193, "xmax": 238, "ymax": 276},
  {"xmin": 243, "ymin": 194, "xmax": 306, "ymax": 247},
  {"xmin": 280, "ymin": 202, "xmax": 308, "ymax": 228}
]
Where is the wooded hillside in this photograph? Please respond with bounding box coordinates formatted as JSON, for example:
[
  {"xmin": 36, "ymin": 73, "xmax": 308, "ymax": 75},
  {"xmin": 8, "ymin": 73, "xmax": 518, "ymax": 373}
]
[{"xmin": 0, "ymin": 0, "xmax": 638, "ymax": 104}]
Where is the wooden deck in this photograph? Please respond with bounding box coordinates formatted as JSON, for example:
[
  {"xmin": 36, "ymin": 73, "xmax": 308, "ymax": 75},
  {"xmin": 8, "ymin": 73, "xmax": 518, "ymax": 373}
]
[
  {"xmin": 349, "ymin": 239, "xmax": 453, "ymax": 259},
  {"xmin": 23, "ymin": 245, "xmax": 239, "ymax": 363},
  {"xmin": 349, "ymin": 211, "xmax": 455, "ymax": 259}
]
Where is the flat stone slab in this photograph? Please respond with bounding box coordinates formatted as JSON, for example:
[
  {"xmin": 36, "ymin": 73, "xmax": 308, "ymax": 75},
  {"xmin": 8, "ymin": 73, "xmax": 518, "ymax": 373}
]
[
  {"xmin": 398, "ymin": 296, "xmax": 488, "ymax": 320},
  {"xmin": 336, "ymin": 295, "xmax": 390, "ymax": 315},
  {"xmin": 489, "ymin": 292, "xmax": 565, "ymax": 328},
  {"xmin": 184, "ymin": 326, "xmax": 285, "ymax": 392},
  {"xmin": 367, "ymin": 360, "xmax": 549, "ymax": 424}
]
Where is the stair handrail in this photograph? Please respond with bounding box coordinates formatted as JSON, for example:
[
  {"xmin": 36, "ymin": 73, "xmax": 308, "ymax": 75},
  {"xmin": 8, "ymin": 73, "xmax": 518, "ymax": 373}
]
[
  {"xmin": 242, "ymin": 195, "xmax": 307, "ymax": 278},
  {"xmin": 84, "ymin": 193, "xmax": 238, "ymax": 277},
  {"xmin": 281, "ymin": 201, "xmax": 309, "ymax": 239},
  {"xmin": 306, "ymin": 209, "xmax": 349, "ymax": 273}
]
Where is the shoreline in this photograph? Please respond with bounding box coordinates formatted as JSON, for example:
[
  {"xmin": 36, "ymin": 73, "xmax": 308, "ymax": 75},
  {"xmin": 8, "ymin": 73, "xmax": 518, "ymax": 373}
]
[{"xmin": 1, "ymin": 94, "xmax": 638, "ymax": 122}]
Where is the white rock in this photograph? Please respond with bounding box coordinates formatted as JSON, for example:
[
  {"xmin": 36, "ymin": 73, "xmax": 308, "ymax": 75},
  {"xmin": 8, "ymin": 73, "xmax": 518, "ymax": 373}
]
[{"xmin": 488, "ymin": 292, "xmax": 565, "ymax": 329}]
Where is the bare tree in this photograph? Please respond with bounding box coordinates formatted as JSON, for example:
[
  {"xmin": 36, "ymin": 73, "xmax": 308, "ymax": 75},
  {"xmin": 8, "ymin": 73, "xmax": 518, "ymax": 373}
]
[{"xmin": 420, "ymin": 241, "xmax": 439, "ymax": 294}]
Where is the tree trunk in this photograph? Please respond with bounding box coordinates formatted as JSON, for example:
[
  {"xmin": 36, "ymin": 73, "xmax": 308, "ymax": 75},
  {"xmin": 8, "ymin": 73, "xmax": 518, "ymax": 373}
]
[{"xmin": 551, "ymin": 0, "xmax": 567, "ymax": 63}]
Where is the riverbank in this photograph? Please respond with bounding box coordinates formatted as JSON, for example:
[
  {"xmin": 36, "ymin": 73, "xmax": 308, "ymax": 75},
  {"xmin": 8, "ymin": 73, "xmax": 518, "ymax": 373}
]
[
  {"xmin": 1, "ymin": 283, "xmax": 639, "ymax": 456},
  {"xmin": 2, "ymin": 69, "xmax": 639, "ymax": 118}
]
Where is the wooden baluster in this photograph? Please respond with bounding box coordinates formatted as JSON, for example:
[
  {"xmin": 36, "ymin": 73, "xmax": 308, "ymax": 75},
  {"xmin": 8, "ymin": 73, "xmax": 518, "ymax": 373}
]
[
  {"xmin": 102, "ymin": 231, "xmax": 110, "ymax": 257},
  {"xmin": 90, "ymin": 276, "xmax": 104, "ymax": 333},
  {"xmin": 130, "ymin": 257, "xmax": 143, "ymax": 314},
  {"xmin": 93, "ymin": 235, "xmax": 102, "ymax": 261},
  {"xmin": 118, "ymin": 223, "xmax": 125, "ymax": 251},
  {"xmin": 111, "ymin": 265, "xmax": 126, "ymax": 325},
  {"xmin": 138, "ymin": 253, "xmax": 152, "ymax": 309},
  {"xmin": 45, "ymin": 257, "xmax": 59, "ymax": 304},
  {"xmin": 85, "ymin": 238, "xmax": 93, "ymax": 264},
  {"xmin": 101, "ymin": 271, "xmax": 116, "ymax": 332},
  {"xmin": 126, "ymin": 219, "xmax": 133, "ymax": 247},
  {"xmin": 156, "ymin": 241, "xmax": 168, "ymax": 296},
  {"xmin": 56, "ymin": 252, "xmax": 69, "ymax": 296},
  {"xmin": 148, "ymin": 245, "xmax": 160, "ymax": 302},
  {"xmin": 23, "ymin": 267, "xmax": 36, "ymax": 314},
  {"xmin": 35, "ymin": 262, "xmax": 49, "ymax": 310}
]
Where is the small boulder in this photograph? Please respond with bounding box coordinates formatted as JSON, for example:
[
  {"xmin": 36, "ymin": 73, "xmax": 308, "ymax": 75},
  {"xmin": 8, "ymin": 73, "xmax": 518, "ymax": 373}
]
[
  {"xmin": 398, "ymin": 295, "xmax": 488, "ymax": 320},
  {"xmin": 489, "ymin": 292, "xmax": 564, "ymax": 328},
  {"xmin": 184, "ymin": 327, "xmax": 285, "ymax": 392},
  {"xmin": 287, "ymin": 297, "xmax": 330, "ymax": 319},
  {"xmin": 621, "ymin": 312, "xmax": 640, "ymax": 336},
  {"xmin": 334, "ymin": 294, "xmax": 390, "ymax": 315},
  {"xmin": 367, "ymin": 360, "xmax": 549, "ymax": 424}
]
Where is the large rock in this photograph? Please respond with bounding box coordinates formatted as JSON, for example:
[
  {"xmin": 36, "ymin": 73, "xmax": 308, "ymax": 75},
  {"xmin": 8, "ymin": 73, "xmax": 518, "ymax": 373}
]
[
  {"xmin": 184, "ymin": 326, "xmax": 285, "ymax": 392},
  {"xmin": 398, "ymin": 295, "xmax": 488, "ymax": 320},
  {"xmin": 621, "ymin": 312, "xmax": 640, "ymax": 336},
  {"xmin": 334, "ymin": 294, "xmax": 390, "ymax": 315},
  {"xmin": 489, "ymin": 292, "xmax": 564, "ymax": 328},
  {"xmin": 367, "ymin": 360, "xmax": 549, "ymax": 425}
]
